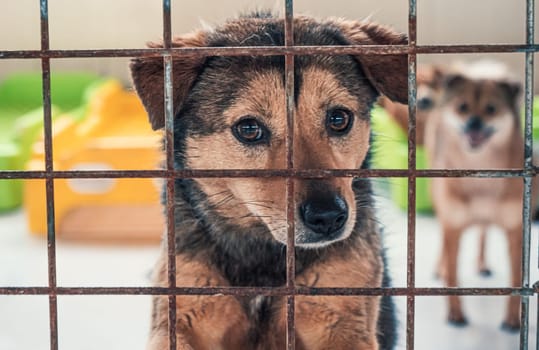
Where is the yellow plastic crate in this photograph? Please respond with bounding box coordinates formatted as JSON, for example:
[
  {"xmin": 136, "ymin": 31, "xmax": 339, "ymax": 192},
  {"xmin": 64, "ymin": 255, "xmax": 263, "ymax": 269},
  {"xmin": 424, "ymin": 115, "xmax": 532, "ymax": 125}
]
[{"xmin": 24, "ymin": 80, "xmax": 164, "ymax": 243}]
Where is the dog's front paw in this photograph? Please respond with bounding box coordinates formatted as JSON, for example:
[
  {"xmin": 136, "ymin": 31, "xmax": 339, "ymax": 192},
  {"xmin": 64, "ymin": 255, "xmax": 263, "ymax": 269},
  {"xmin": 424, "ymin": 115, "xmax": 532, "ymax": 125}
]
[
  {"xmin": 447, "ymin": 312, "xmax": 468, "ymax": 327},
  {"xmin": 501, "ymin": 319, "xmax": 520, "ymax": 333},
  {"xmin": 478, "ymin": 268, "xmax": 492, "ymax": 277}
]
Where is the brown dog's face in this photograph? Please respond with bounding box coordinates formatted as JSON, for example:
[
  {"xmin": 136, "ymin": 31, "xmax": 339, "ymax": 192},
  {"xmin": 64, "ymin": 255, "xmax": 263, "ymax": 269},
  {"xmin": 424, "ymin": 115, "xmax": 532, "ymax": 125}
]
[
  {"xmin": 185, "ymin": 66, "xmax": 372, "ymax": 247},
  {"xmin": 439, "ymin": 71, "xmax": 521, "ymax": 151},
  {"xmin": 130, "ymin": 16, "xmax": 408, "ymax": 248}
]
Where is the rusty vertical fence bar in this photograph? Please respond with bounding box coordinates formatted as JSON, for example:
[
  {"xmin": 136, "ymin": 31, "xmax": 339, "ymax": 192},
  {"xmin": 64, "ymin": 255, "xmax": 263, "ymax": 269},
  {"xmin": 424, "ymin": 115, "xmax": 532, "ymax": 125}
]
[
  {"xmin": 40, "ymin": 0, "xmax": 59, "ymax": 349},
  {"xmin": 523, "ymin": 0, "xmax": 536, "ymax": 348},
  {"xmin": 162, "ymin": 1, "xmax": 177, "ymax": 349},
  {"xmin": 406, "ymin": 0, "xmax": 417, "ymax": 349},
  {"xmin": 520, "ymin": 0, "xmax": 535, "ymax": 348},
  {"xmin": 284, "ymin": 0, "xmax": 296, "ymax": 349}
]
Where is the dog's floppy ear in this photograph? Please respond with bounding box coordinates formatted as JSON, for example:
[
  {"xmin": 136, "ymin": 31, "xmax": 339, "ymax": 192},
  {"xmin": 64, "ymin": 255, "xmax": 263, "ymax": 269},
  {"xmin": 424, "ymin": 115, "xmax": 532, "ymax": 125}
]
[
  {"xmin": 332, "ymin": 20, "xmax": 409, "ymax": 104},
  {"xmin": 130, "ymin": 31, "xmax": 207, "ymax": 130}
]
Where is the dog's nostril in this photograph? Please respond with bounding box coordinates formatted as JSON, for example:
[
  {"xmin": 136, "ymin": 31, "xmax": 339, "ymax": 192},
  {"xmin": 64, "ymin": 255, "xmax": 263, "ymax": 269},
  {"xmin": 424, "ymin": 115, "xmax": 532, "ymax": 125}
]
[
  {"xmin": 300, "ymin": 197, "xmax": 348, "ymax": 236},
  {"xmin": 334, "ymin": 213, "xmax": 347, "ymax": 227}
]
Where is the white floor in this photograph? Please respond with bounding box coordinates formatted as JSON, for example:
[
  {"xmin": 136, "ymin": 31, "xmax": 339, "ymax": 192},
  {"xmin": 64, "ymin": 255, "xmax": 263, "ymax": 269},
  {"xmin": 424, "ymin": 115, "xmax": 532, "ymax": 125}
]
[
  {"xmin": 0, "ymin": 191, "xmax": 537, "ymax": 350},
  {"xmin": 376, "ymin": 191, "xmax": 539, "ymax": 350}
]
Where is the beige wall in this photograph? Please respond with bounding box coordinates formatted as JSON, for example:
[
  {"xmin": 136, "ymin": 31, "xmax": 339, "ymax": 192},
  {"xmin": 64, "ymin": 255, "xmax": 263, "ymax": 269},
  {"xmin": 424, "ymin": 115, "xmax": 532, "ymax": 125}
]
[{"xmin": 0, "ymin": 0, "xmax": 535, "ymax": 89}]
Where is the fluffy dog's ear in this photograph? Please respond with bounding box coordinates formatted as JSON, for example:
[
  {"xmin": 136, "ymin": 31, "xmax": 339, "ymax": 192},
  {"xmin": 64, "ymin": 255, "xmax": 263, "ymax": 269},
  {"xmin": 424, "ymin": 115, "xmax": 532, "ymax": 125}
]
[
  {"xmin": 499, "ymin": 80, "xmax": 522, "ymax": 105},
  {"xmin": 332, "ymin": 20, "xmax": 408, "ymax": 104},
  {"xmin": 130, "ymin": 32, "xmax": 207, "ymax": 130}
]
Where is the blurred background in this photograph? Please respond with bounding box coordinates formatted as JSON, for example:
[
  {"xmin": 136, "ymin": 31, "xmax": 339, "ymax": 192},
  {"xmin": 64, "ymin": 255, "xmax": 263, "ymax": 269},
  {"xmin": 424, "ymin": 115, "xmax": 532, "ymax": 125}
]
[
  {"xmin": 0, "ymin": 0, "xmax": 534, "ymax": 84},
  {"xmin": 0, "ymin": 1, "xmax": 537, "ymax": 349}
]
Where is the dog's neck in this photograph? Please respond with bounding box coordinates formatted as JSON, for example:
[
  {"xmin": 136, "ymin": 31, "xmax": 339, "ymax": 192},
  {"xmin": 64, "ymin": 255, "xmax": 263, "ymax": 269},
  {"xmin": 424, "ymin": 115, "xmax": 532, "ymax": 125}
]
[{"xmin": 171, "ymin": 178, "xmax": 375, "ymax": 287}]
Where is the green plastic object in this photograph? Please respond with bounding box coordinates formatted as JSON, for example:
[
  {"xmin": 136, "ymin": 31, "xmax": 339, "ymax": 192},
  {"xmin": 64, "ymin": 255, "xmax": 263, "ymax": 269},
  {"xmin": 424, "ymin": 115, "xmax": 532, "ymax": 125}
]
[
  {"xmin": 371, "ymin": 106, "xmax": 433, "ymax": 213},
  {"xmin": 528, "ymin": 96, "xmax": 539, "ymax": 140},
  {"xmin": 0, "ymin": 72, "xmax": 105, "ymax": 211}
]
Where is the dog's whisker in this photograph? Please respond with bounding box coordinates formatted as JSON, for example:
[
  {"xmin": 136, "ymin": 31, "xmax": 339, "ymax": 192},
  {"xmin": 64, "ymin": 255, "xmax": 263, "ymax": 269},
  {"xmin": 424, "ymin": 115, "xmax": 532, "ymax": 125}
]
[
  {"xmin": 212, "ymin": 194, "xmax": 236, "ymax": 208},
  {"xmin": 207, "ymin": 190, "xmax": 233, "ymax": 198},
  {"xmin": 240, "ymin": 214, "xmax": 274, "ymax": 220},
  {"xmin": 240, "ymin": 201, "xmax": 277, "ymax": 210}
]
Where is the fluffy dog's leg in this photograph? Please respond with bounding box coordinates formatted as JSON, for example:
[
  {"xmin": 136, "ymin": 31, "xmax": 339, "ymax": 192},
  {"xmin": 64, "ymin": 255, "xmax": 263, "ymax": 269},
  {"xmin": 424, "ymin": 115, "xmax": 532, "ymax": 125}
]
[
  {"xmin": 501, "ymin": 225, "xmax": 522, "ymax": 332},
  {"xmin": 435, "ymin": 243, "xmax": 447, "ymax": 280},
  {"xmin": 442, "ymin": 226, "xmax": 467, "ymax": 326},
  {"xmin": 477, "ymin": 226, "xmax": 492, "ymax": 277}
]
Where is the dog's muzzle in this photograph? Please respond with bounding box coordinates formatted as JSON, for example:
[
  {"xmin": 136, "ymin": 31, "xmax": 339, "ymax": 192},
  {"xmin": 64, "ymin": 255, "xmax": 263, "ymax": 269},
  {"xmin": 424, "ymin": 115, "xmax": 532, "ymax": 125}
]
[
  {"xmin": 462, "ymin": 116, "xmax": 495, "ymax": 149},
  {"xmin": 299, "ymin": 194, "xmax": 348, "ymax": 244}
]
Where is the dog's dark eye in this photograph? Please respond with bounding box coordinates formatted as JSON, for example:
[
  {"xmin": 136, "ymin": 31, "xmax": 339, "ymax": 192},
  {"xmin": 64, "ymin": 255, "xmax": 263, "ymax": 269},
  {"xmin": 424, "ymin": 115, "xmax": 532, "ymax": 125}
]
[
  {"xmin": 232, "ymin": 118, "xmax": 268, "ymax": 144},
  {"xmin": 458, "ymin": 102, "xmax": 469, "ymax": 114},
  {"xmin": 417, "ymin": 97, "xmax": 434, "ymax": 111},
  {"xmin": 326, "ymin": 108, "xmax": 353, "ymax": 136},
  {"xmin": 485, "ymin": 104, "xmax": 497, "ymax": 115}
]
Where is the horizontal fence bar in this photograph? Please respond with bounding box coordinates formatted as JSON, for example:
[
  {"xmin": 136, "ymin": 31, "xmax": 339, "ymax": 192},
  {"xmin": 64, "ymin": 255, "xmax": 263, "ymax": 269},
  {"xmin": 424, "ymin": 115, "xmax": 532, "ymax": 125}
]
[
  {"xmin": 1, "ymin": 44, "xmax": 538, "ymax": 60},
  {"xmin": 0, "ymin": 168, "xmax": 537, "ymax": 179},
  {"xmin": 0, "ymin": 286, "xmax": 536, "ymax": 297}
]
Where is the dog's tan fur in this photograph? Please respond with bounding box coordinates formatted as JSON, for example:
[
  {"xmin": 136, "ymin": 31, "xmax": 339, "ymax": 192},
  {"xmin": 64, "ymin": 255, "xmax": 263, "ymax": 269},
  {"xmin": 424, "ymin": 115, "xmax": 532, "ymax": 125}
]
[
  {"xmin": 131, "ymin": 14, "xmax": 407, "ymax": 350},
  {"xmin": 424, "ymin": 60, "xmax": 534, "ymax": 330},
  {"xmin": 148, "ymin": 233, "xmax": 384, "ymax": 349},
  {"xmin": 185, "ymin": 68, "xmax": 371, "ymax": 244}
]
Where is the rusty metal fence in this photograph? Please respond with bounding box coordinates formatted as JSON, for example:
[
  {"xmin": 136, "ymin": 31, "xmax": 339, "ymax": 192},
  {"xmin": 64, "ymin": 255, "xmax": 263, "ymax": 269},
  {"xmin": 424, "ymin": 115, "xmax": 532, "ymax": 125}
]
[{"xmin": 0, "ymin": 0, "xmax": 538, "ymax": 349}]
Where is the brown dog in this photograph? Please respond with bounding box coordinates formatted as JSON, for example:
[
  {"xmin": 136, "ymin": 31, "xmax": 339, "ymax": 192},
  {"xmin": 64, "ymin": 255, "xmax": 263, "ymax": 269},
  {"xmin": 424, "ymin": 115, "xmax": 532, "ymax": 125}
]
[
  {"xmin": 424, "ymin": 60, "xmax": 531, "ymax": 331},
  {"xmin": 130, "ymin": 12, "xmax": 407, "ymax": 350}
]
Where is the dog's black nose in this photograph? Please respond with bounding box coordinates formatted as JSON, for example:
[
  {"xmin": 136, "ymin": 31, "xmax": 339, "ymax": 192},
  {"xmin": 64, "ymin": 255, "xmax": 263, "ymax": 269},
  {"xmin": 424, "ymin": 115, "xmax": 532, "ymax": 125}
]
[
  {"xmin": 300, "ymin": 196, "xmax": 348, "ymax": 236},
  {"xmin": 465, "ymin": 116, "xmax": 483, "ymax": 131}
]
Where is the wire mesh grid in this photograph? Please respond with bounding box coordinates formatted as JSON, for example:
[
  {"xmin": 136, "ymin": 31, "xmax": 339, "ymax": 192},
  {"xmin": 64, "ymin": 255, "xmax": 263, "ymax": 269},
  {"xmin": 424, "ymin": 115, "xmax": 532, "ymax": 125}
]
[{"xmin": 0, "ymin": 0, "xmax": 537, "ymax": 349}]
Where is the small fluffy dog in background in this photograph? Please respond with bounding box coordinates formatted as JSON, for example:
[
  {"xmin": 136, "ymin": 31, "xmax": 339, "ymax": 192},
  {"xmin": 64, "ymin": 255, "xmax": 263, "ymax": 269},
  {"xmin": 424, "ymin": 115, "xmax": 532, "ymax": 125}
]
[
  {"xmin": 131, "ymin": 12, "xmax": 407, "ymax": 350},
  {"xmin": 424, "ymin": 60, "xmax": 534, "ymax": 331},
  {"xmin": 378, "ymin": 63, "xmax": 493, "ymax": 280},
  {"xmin": 378, "ymin": 64, "xmax": 444, "ymax": 145}
]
